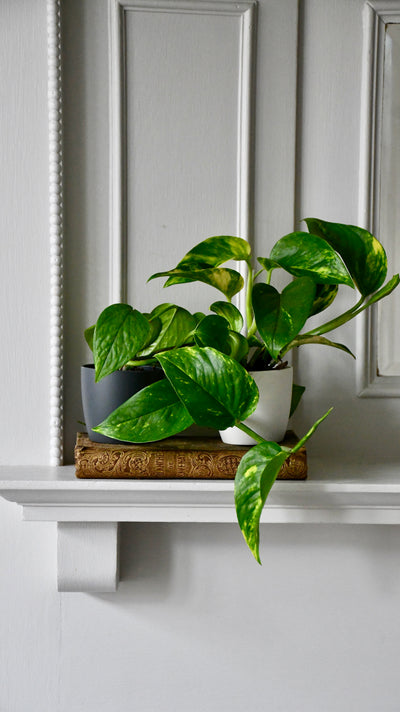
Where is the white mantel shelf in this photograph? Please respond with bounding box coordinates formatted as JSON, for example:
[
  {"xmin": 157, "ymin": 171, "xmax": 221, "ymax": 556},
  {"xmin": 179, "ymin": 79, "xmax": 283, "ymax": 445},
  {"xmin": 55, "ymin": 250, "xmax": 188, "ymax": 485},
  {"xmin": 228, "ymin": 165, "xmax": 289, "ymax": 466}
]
[{"xmin": 1, "ymin": 457, "xmax": 400, "ymax": 592}]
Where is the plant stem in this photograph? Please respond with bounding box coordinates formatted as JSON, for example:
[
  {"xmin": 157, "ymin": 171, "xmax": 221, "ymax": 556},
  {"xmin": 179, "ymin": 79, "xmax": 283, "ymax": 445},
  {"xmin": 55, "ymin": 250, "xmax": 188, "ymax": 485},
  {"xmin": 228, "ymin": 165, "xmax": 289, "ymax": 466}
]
[
  {"xmin": 125, "ymin": 358, "xmax": 158, "ymax": 367},
  {"xmin": 245, "ymin": 260, "xmax": 254, "ymax": 337},
  {"xmin": 301, "ymin": 295, "xmax": 365, "ymax": 337},
  {"xmin": 236, "ymin": 422, "xmax": 265, "ymax": 444}
]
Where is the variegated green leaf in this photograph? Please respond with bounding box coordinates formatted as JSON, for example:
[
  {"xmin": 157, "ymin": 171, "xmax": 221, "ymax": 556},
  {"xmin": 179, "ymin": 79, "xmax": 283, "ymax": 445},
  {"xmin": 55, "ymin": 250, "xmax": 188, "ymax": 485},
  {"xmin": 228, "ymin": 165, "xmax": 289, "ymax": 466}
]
[
  {"xmin": 226, "ymin": 331, "xmax": 249, "ymax": 363},
  {"xmin": 210, "ymin": 301, "xmax": 244, "ymax": 332},
  {"xmin": 176, "ymin": 235, "xmax": 251, "ymax": 268},
  {"xmin": 310, "ymin": 283, "xmax": 339, "ymax": 316},
  {"xmin": 163, "ymin": 267, "xmax": 244, "ymax": 300},
  {"xmin": 252, "ymin": 277, "xmax": 316, "ymax": 360},
  {"xmin": 293, "ymin": 334, "xmax": 355, "ymax": 358},
  {"xmin": 93, "ymin": 378, "xmax": 193, "ymax": 442},
  {"xmin": 138, "ymin": 305, "xmax": 196, "ymax": 357},
  {"xmin": 194, "ymin": 315, "xmax": 231, "ymax": 354},
  {"xmin": 270, "ymin": 232, "xmax": 354, "ymax": 287},
  {"xmin": 234, "ymin": 443, "xmax": 289, "ymax": 563},
  {"xmin": 93, "ymin": 304, "xmax": 151, "ymax": 382},
  {"xmin": 257, "ymin": 257, "xmax": 281, "ymax": 274},
  {"xmin": 235, "ymin": 408, "xmax": 332, "ymax": 562},
  {"xmin": 194, "ymin": 315, "xmax": 249, "ymax": 362},
  {"xmin": 304, "ymin": 218, "xmax": 387, "ymax": 296},
  {"xmin": 157, "ymin": 346, "xmax": 259, "ymax": 430}
]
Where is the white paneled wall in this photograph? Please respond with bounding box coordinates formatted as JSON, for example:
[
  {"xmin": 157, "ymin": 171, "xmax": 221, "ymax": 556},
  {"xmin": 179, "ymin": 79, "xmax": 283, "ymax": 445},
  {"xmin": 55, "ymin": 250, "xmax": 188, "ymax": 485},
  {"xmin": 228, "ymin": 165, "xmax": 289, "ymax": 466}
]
[{"xmin": 2, "ymin": 1, "xmax": 400, "ymax": 710}]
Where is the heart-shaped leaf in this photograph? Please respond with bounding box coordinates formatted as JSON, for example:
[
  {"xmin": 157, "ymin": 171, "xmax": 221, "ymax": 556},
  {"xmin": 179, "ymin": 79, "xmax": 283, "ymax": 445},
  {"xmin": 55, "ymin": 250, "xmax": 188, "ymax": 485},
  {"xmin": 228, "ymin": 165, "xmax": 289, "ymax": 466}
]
[
  {"xmin": 304, "ymin": 218, "xmax": 387, "ymax": 296},
  {"xmin": 162, "ymin": 267, "xmax": 244, "ymax": 300},
  {"xmin": 235, "ymin": 443, "xmax": 289, "ymax": 563},
  {"xmin": 235, "ymin": 408, "xmax": 332, "ymax": 562},
  {"xmin": 157, "ymin": 346, "xmax": 259, "ymax": 430},
  {"xmin": 138, "ymin": 305, "xmax": 196, "ymax": 357},
  {"xmin": 210, "ymin": 301, "xmax": 244, "ymax": 332},
  {"xmin": 194, "ymin": 315, "xmax": 249, "ymax": 362},
  {"xmin": 270, "ymin": 232, "xmax": 354, "ymax": 287},
  {"xmin": 93, "ymin": 378, "xmax": 193, "ymax": 442},
  {"xmin": 253, "ymin": 277, "xmax": 316, "ymax": 360},
  {"xmin": 194, "ymin": 315, "xmax": 231, "ymax": 354},
  {"xmin": 176, "ymin": 235, "xmax": 251, "ymax": 268},
  {"xmin": 93, "ymin": 304, "xmax": 151, "ymax": 382}
]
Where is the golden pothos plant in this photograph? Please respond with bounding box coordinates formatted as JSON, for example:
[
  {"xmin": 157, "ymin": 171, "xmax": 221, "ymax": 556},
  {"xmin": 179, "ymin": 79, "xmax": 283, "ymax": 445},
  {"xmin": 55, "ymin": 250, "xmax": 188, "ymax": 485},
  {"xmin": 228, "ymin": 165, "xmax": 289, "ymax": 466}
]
[{"xmin": 85, "ymin": 219, "xmax": 399, "ymax": 562}]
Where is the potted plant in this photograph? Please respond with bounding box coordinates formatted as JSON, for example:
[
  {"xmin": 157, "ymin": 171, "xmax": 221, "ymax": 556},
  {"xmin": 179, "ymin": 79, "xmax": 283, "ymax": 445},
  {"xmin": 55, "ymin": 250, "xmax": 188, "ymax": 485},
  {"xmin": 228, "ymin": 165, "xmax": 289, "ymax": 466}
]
[
  {"xmin": 82, "ymin": 302, "xmax": 202, "ymax": 442},
  {"xmin": 87, "ymin": 218, "xmax": 399, "ymax": 562},
  {"xmin": 146, "ymin": 217, "xmax": 399, "ymax": 443}
]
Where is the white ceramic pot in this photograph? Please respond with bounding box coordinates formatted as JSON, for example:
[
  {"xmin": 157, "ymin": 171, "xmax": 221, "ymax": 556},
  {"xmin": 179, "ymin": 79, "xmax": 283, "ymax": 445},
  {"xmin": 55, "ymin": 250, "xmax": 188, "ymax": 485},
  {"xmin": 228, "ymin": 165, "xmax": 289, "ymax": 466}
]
[{"xmin": 220, "ymin": 366, "xmax": 293, "ymax": 445}]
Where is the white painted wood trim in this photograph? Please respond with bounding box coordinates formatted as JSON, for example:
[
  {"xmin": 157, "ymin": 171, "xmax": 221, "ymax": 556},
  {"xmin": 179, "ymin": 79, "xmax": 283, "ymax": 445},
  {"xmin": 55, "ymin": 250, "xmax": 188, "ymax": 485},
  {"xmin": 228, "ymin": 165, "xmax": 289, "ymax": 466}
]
[
  {"xmin": 358, "ymin": 0, "xmax": 400, "ymax": 396},
  {"xmin": 109, "ymin": 0, "xmax": 258, "ymax": 305},
  {"xmin": 236, "ymin": 1, "xmax": 257, "ymax": 321},
  {"xmin": 3, "ymin": 460, "xmax": 400, "ymax": 591},
  {"xmin": 57, "ymin": 522, "xmax": 119, "ymax": 592},
  {"xmin": 2, "ymin": 461, "xmax": 400, "ymax": 524},
  {"xmin": 47, "ymin": 0, "xmax": 64, "ymax": 463}
]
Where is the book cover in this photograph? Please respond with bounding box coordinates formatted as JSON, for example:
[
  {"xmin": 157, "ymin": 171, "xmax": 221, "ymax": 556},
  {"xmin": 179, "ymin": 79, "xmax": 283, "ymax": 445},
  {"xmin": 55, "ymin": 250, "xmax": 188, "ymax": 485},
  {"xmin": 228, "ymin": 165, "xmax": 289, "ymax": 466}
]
[{"xmin": 74, "ymin": 432, "xmax": 307, "ymax": 480}]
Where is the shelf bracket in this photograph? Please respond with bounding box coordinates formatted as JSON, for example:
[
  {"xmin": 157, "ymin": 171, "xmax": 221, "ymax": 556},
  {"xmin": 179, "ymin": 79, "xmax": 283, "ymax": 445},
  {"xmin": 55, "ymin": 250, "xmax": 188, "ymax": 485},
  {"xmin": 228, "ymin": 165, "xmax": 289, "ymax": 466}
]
[{"xmin": 57, "ymin": 522, "xmax": 119, "ymax": 592}]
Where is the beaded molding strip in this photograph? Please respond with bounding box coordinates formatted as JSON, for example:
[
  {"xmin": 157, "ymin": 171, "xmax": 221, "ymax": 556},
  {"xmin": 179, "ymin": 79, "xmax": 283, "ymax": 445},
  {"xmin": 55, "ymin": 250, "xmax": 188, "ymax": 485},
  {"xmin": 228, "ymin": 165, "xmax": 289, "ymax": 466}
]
[{"xmin": 47, "ymin": 0, "xmax": 64, "ymax": 465}]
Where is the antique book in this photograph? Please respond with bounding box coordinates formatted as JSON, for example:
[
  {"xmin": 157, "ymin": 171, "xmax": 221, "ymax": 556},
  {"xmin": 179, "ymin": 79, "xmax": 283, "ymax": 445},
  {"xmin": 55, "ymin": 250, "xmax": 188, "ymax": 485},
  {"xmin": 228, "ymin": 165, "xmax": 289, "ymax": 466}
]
[{"xmin": 74, "ymin": 431, "xmax": 307, "ymax": 480}]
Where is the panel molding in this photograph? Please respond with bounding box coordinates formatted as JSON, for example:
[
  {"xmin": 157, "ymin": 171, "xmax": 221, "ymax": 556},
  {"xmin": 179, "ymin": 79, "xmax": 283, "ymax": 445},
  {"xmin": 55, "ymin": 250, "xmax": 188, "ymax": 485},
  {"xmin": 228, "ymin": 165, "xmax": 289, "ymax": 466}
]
[
  {"xmin": 358, "ymin": 0, "xmax": 400, "ymax": 396},
  {"xmin": 47, "ymin": 0, "xmax": 64, "ymax": 463},
  {"xmin": 109, "ymin": 0, "xmax": 257, "ymax": 318}
]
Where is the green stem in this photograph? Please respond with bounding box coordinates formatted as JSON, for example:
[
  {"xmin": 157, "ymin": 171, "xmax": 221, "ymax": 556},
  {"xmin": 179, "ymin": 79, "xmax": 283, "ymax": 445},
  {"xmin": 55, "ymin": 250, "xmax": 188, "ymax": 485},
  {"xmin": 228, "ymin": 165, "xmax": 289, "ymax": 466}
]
[
  {"xmin": 290, "ymin": 408, "xmax": 333, "ymax": 454},
  {"xmin": 245, "ymin": 260, "xmax": 254, "ymax": 337},
  {"xmin": 301, "ymin": 295, "xmax": 365, "ymax": 337},
  {"xmin": 125, "ymin": 357, "xmax": 158, "ymax": 368},
  {"xmin": 236, "ymin": 422, "xmax": 265, "ymax": 445}
]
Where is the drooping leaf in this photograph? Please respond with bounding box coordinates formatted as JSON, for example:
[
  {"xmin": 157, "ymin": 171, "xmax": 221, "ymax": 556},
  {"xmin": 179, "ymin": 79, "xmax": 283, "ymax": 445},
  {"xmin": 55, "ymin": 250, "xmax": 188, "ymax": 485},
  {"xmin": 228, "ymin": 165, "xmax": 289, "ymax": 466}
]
[
  {"xmin": 157, "ymin": 346, "xmax": 259, "ymax": 430},
  {"xmin": 235, "ymin": 408, "xmax": 332, "ymax": 562},
  {"xmin": 234, "ymin": 443, "xmax": 289, "ymax": 563},
  {"xmin": 252, "ymin": 277, "xmax": 316, "ymax": 360},
  {"xmin": 175, "ymin": 235, "xmax": 251, "ymax": 268},
  {"xmin": 304, "ymin": 218, "xmax": 387, "ymax": 296},
  {"xmin": 84, "ymin": 324, "xmax": 95, "ymax": 352},
  {"xmin": 93, "ymin": 304, "xmax": 151, "ymax": 382},
  {"xmin": 270, "ymin": 232, "xmax": 354, "ymax": 287},
  {"xmin": 138, "ymin": 305, "xmax": 196, "ymax": 357},
  {"xmin": 162, "ymin": 267, "xmax": 244, "ymax": 300},
  {"xmin": 290, "ymin": 383, "xmax": 305, "ymax": 417},
  {"xmin": 310, "ymin": 283, "xmax": 339, "ymax": 316},
  {"xmin": 194, "ymin": 315, "xmax": 231, "ymax": 354},
  {"xmin": 93, "ymin": 378, "xmax": 194, "ymax": 442},
  {"xmin": 293, "ymin": 334, "xmax": 355, "ymax": 358},
  {"xmin": 210, "ymin": 301, "xmax": 244, "ymax": 332}
]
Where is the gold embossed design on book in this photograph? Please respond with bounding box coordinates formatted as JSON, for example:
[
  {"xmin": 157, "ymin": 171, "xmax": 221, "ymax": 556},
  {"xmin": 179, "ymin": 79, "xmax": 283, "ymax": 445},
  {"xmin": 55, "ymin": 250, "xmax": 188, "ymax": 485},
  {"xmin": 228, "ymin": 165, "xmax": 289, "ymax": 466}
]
[{"xmin": 74, "ymin": 433, "xmax": 307, "ymax": 480}]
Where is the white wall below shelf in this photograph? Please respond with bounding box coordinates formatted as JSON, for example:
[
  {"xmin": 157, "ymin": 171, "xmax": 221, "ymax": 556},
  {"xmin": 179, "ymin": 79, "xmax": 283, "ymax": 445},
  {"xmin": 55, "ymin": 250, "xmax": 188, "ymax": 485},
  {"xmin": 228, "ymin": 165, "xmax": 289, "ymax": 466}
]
[{"xmin": 1, "ymin": 458, "xmax": 400, "ymax": 592}]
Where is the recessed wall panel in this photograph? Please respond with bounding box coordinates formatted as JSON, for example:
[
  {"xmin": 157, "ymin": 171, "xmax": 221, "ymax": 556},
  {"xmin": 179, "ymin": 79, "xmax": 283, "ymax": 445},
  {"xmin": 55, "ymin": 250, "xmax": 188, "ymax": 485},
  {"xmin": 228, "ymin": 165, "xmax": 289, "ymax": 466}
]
[{"xmin": 110, "ymin": 0, "xmax": 256, "ymax": 313}]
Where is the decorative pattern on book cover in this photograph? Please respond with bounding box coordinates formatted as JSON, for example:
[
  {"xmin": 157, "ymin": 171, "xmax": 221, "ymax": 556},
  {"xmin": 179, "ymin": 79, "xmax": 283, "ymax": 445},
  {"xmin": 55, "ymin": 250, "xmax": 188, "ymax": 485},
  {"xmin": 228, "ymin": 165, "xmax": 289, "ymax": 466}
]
[{"xmin": 74, "ymin": 432, "xmax": 307, "ymax": 480}]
